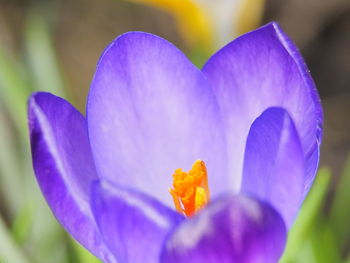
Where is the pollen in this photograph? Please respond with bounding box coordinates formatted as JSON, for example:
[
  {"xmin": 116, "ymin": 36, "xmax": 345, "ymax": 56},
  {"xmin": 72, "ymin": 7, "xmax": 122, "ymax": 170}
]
[{"xmin": 169, "ymin": 160, "xmax": 210, "ymax": 217}]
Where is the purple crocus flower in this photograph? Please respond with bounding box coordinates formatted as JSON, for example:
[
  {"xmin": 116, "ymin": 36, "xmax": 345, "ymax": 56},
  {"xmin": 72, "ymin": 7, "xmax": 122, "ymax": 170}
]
[{"xmin": 28, "ymin": 22, "xmax": 322, "ymax": 263}]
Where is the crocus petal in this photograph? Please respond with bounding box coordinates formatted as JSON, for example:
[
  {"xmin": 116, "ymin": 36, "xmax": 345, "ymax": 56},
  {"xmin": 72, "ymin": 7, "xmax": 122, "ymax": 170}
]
[
  {"xmin": 202, "ymin": 22, "xmax": 323, "ymax": 192},
  {"xmin": 161, "ymin": 195, "xmax": 286, "ymax": 263},
  {"xmin": 242, "ymin": 107, "xmax": 305, "ymax": 228},
  {"xmin": 91, "ymin": 180, "xmax": 184, "ymax": 263},
  {"xmin": 87, "ymin": 32, "xmax": 228, "ymax": 207},
  {"xmin": 28, "ymin": 92, "xmax": 115, "ymax": 263}
]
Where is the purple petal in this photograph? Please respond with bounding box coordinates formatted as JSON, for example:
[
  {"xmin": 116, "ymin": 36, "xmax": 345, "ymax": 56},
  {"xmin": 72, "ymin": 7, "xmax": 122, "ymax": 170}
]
[
  {"xmin": 242, "ymin": 107, "xmax": 305, "ymax": 228},
  {"xmin": 87, "ymin": 32, "xmax": 228, "ymax": 206},
  {"xmin": 28, "ymin": 92, "xmax": 115, "ymax": 263},
  {"xmin": 161, "ymin": 195, "xmax": 286, "ymax": 263},
  {"xmin": 91, "ymin": 180, "xmax": 184, "ymax": 263},
  {"xmin": 202, "ymin": 22, "xmax": 323, "ymax": 192}
]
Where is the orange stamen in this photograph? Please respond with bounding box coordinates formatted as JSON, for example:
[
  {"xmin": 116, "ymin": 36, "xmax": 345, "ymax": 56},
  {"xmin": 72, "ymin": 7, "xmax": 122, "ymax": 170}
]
[{"xmin": 169, "ymin": 160, "xmax": 210, "ymax": 217}]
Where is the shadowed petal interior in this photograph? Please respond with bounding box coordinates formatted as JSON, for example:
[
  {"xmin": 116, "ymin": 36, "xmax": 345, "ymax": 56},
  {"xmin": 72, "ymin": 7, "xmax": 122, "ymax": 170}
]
[
  {"xmin": 161, "ymin": 195, "xmax": 286, "ymax": 263},
  {"xmin": 242, "ymin": 107, "xmax": 305, "ymax": 228}
]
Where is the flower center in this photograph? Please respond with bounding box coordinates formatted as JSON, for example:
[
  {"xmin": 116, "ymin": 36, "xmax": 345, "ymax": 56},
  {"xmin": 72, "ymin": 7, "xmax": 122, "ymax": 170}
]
[{"xmin": 169, "ymin": 160, "xmax": 210, "ymax": 217}]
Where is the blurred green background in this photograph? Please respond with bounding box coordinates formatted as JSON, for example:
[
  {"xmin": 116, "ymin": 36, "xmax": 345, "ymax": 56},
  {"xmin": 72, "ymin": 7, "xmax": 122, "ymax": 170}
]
[{"xmin": 0, "ymin": 0, "xmax": 349, "ymax": 262}]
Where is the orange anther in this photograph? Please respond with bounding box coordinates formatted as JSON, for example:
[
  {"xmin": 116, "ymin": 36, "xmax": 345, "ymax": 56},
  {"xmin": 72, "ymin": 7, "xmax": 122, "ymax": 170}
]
[{"xmin": 169, "ymin": 160, "xmax": 210, "ymax": 217}]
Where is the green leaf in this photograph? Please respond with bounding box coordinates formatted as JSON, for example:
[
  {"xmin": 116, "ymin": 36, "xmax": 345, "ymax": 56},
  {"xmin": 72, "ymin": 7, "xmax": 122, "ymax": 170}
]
[
  {"xmin": 11, "ymin": 204, "xmax": 33, "ymax": 244},
  {"xmin": 329, "ymin": 156, "xmax": 350, "ymax": 247},
  {"xmin": 25, "ymin": 13, "xmax": 67, "ymax": 98},
  {"xmin": 309, "ymin": 217, "xmax": 341, "ymax": 263},
  {"xmin": 291, "ymin": 238, "xmax": 316, "ymax": 263},
  {"xmin": 0, "ymin": 48, "xmax": 32, "ymax": 138},
  {"xmin": 69, "ymin": 237, "xmax": 102, "ymax": 263},
  {"xmin": 0, "ymin": 216, "xmax": 31, "ymax": 263},
  {"xmin": 280, "ymin": 168, "xmax": 331, "ymax": 262},
  {"xmin": 0, "ymin": 108, "xmax": 25, "ymax": 215},
  {"xmin": 189, "ymin": 48, "xmax": 209, "ymax": 68}
]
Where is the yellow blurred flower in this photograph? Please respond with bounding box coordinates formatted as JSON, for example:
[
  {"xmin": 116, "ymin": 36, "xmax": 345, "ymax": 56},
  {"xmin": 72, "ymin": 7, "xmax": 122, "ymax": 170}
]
[{"xmin": 126, "ymin": 0, "xmax": 265, "ymax": 53}]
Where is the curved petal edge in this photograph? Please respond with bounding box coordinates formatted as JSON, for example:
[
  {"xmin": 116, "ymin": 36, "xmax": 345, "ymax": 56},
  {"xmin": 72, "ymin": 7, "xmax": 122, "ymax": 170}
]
[
  {"xmin": 161, "ymin": 194, "xmax": 286, "ymax": 263},
  {"xmin": 28, "ymin": 92, "xmax": 115, "ymax": 262},
  {"xmin": 242, "ymin": 107, "xmax": 306, "ymax": 228},
  {"xmin": 202, "ymin": 22, "xmax": 323, "ymax": 192},
  {"xmin": 87, "ymin": 31, "xmax": 228, "ymax": 205},
  {"xmin": 91, "ymin": 180, "xmax": 185, "ymax": 263}
]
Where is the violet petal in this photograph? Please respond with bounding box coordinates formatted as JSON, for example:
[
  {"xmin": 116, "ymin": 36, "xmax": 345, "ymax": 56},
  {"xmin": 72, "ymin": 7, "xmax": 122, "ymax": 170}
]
[
  {"xmin": 161, "ymin": 195, "xmax": 286, "ymax": 263},
  {"xmin": 91, "ymin": 180, "xmax": 184, "ymax": 263},
  {"xmin": 202, "ymin": 22, "xmax": 323, "ymax": 192},
  {"xmin": 242, "ymin": 107, "xmax": 305, "ymax": 228},
  {"xmin": 28, "ymin": 92, "xmax": 115, "ymax": 262},
  {"xmin": 87, "ymin": 32, "xmax": 228, "ymax": 206}
]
